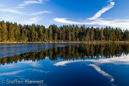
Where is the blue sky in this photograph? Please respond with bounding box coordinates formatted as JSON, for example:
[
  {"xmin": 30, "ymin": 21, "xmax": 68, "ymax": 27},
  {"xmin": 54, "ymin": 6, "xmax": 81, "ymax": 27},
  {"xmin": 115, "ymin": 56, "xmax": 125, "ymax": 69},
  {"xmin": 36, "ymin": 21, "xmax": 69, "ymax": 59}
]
[{"xmin": 0, "ymin": 0, "xmax": 129, "ymax": 29}]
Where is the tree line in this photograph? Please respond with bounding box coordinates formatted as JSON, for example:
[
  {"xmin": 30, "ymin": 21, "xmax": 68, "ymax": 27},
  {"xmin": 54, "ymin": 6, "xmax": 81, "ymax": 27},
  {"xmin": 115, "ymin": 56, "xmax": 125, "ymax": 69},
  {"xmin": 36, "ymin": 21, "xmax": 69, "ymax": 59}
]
[
  {"xmin": 0, "ymin": 21, "xmax": 129, "ymax": 42},
  {"xmin": 0, "ymin": 43, "xmax": 129, "ymax": 65}
]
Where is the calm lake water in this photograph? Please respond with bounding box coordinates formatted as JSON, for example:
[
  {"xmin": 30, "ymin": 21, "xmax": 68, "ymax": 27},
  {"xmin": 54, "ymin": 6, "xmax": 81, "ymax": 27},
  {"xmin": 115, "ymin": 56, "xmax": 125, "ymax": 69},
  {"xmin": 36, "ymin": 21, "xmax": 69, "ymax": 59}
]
[{"xmin": 0, "ymin": 43, "xmax": 129, "ymax": 86}]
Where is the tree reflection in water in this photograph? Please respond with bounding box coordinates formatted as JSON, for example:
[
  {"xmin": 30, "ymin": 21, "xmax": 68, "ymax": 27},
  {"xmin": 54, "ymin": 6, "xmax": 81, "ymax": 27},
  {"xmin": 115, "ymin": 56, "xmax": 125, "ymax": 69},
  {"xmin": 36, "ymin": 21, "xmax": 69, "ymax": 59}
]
[{"xmin": 0, "ymin": 43, "xmax": 129, "ymax": 65}]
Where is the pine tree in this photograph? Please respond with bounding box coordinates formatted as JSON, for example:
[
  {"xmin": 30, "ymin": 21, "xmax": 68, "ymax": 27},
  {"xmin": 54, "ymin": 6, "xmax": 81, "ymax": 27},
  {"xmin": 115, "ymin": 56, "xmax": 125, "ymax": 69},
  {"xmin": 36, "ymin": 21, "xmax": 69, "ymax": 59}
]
[
  {"xmin": 68, "ymin": 27, "xmax": 71, "ymax": 41},
  {"xmin": 86, "ymin": 29, "xmax": 90, "ymax": 41},
  {"xmin": 21, "ymin": 28, "xmax": 28, "ymax": 42},
  {"xmin": 0, "ymin": 25, "xmax": 2, "ymax": 41},
  {"xmin": 48, "ymin": 26, "xmax": 53, "ymax": 41},
  {"xmin": 75, "ymin": 25, "xmax": 79, "ymax": 41},
  {"xmin": 62, "ymin": 26, "xmax": 66, "ymax": 41},
  {"xmin": 90, "ymin": 26, "xmax": 94, "ymax": 41},
  {"xmin": 8, "ymin": 24, "xmax": 15, "ymax": 41},
  {"xmin": 1, "ymin": 21, "xmax": 8, "ymax": 41},
  {"xmin": 54, "ymin": 33, "xmax": 57, "ymax": 41},
  {"xmin": 38, "ymin": 25, "xmax": 44, "ymax": 41},
  {"xmin": 14, "ymin": 23, "xmax": 20, "ymax": 41},
  {"xmin": 101, "ymin": 28, "xmax": 105, "ymax": 41}
]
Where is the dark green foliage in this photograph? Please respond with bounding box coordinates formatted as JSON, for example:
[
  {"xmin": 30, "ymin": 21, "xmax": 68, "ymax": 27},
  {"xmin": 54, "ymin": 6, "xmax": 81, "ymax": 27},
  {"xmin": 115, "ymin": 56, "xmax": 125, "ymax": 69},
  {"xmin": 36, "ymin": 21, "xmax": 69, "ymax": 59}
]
[
  {"xmin": 0, "ymin": 43, "xmax": 129, "ymax": 65},
  {"xmin": 0, "ymin": 21, "xmax": 128, "ymax": 42}
]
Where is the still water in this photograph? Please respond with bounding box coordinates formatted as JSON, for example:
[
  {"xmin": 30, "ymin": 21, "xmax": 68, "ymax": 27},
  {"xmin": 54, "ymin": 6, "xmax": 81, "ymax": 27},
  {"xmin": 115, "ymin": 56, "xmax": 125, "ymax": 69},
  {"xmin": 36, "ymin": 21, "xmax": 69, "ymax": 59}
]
[{"xmin": 0, "ymin": 43, "xmax": 129, "ymax": 86}]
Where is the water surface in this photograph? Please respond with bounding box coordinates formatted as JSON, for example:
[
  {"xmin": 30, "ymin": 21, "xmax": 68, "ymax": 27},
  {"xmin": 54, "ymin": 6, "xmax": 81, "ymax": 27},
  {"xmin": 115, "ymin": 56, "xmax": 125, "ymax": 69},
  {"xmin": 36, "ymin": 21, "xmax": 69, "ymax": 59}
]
[{"xmin": 0, "ymin": 43, "xmax": 129, "ymax": 86}]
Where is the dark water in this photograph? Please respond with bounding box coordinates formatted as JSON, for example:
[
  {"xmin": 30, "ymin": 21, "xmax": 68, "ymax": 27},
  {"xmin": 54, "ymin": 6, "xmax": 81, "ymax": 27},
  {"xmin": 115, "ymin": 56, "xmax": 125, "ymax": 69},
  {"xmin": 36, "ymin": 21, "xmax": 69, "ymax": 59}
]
[{"xmin": 0, "ymin": 43, "xmax": 129, "ymax": 86}]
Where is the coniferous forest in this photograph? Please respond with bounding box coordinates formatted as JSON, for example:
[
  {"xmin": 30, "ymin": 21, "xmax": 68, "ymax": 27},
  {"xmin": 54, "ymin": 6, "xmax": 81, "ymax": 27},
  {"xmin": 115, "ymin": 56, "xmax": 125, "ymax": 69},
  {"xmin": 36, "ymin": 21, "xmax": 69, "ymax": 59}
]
[{"xmin": 0, "ymin": 21, "xmax": 129, "ymax": 42}]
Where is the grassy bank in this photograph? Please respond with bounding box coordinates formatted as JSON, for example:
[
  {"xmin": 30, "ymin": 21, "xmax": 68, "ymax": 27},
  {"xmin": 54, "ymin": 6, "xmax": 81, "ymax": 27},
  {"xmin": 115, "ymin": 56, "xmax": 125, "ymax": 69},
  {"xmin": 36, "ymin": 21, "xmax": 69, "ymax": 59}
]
[{"xmin": 0, "ymin": 41, "xmax": 128, "ymax": 44}]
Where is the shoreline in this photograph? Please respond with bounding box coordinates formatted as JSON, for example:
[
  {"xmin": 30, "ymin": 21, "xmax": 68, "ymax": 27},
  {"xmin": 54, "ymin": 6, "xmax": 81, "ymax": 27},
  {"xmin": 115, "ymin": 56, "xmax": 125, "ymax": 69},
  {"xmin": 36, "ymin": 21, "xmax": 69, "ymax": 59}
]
[{"xmin": 0, "ymin": 41, "xmax": 128, "ymax": 44}]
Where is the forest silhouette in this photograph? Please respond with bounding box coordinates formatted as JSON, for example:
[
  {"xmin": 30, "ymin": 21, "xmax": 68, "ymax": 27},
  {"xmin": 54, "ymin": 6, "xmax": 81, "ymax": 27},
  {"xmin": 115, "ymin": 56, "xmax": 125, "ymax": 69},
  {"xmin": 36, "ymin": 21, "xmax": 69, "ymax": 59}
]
[{"xmin": 0, "ymin": 21, "xmax": 129, "ymax": 42}]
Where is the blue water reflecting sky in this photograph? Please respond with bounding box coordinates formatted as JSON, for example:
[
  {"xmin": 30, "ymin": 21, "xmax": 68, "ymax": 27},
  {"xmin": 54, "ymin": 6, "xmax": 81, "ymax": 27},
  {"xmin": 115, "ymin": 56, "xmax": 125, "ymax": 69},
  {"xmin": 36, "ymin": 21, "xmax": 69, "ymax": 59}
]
[
  {"xmin": 0, "ymin": 43, "xmax": 83, "ymax": 58},
  {"xmin": 0, "ymin": 43, "xmax": 129, "ymax": 86}
]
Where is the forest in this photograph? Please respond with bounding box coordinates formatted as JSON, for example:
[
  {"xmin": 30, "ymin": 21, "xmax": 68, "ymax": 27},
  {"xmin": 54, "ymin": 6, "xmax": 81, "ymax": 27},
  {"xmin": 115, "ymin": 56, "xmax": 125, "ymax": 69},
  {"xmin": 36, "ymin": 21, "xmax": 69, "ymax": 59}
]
[
  {"xmin": 0, "ymin": 43, "xmax": 129, "ymax": 65},
  {"xmin": 0, "ymin": 21, "xmax": 129, "ymax": 42}
]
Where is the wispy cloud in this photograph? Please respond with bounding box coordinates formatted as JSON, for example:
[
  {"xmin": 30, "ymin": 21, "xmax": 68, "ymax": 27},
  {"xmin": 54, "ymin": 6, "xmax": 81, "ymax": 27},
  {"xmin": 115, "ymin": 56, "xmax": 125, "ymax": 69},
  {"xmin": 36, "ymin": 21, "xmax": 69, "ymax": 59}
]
[
  {"xmin": 0, "ymin": 8, "xmax": 23, "ymax": 14},
  {"xmin": 54, "ymin": 55, "xmax": 129, "ymax": 85},
  {"xmin": 53, "ymin": 0, "xmax": 129, "ymax": 29},
  {"xmin": 29, "ymin": 69, "xmax": 49, "ymax": 73},
  {"xmin": 54, "ymin": 54, "xmax": 129, "ymax": 66},
  {"xmin": 54, "ymin": 59, "xmax": 116, "ymax": 85},
  {"xmin": 29, "ymin": 11, "xmax": 52, "ymax": 16},
  {"xmin": 18, "ymin": 0, "xmax": 47, "ymax": 8},
  {"xmin": 20, "ymin": 16, "xmax": 42, "ymax": 25},
  {"xmin": 89, "ymin": 64, "xmax": 114, "ymax": 82},
  {"xmin": 0, "ymin": 0, "xmax": 50, "ymax": 26},
  {"xmin": 0, "ymin": 70, "xmax": 24, "ymax": 76},
  {"xmin": 20, "ymin": 60, "xmax": 41, "ymax": 67},
  {"xmin": 54, "ymin": 60, "xmax": 80, "ymax": 66},
  {"xmin": 88, "ymin": 1, "xmax": 115, "ymax": 20},
  {"xmin": 53, "ymin": 18, "xmax": 129, "ymax": 29}
]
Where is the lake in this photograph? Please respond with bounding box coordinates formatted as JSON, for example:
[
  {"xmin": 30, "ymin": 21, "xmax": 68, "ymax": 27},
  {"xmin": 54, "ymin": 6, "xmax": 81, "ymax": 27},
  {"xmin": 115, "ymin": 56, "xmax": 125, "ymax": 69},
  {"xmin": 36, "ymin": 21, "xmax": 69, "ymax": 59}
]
[{"xmin": 0, "ymin": 43, "xmax": 129, "ymax": 86}]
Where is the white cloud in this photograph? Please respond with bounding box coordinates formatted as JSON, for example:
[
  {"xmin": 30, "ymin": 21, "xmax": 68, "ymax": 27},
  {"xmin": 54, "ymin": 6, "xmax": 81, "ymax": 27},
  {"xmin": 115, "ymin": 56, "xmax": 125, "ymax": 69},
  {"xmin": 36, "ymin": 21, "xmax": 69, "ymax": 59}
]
[
  {"xmin": 89, "ymin": 64, "xmax": 114, "ymax": 82},
  {"xmin": 54, "ymin": 55, "xmax": 129, "ymax": 85},
  {"xmin": 54, "ymin": 57, "xmax": 123, "ymax": 85},
  {"xmin": 54, "ymin": 60, "xmax": 81, "ymax": 66},
  {"xmin": 87, "ymin": 55, "xmax": 129, "ymax": 65},
  {"xmin": 53, "ymin": 0, "xmax": 117, "ymax": 28},
  {"xmin": 20, "ymin": 16, "xmax": 42, "ymax": 25},
  {"xmin": 53, "ymin": 18, "xmax": 84, "ymax": 25},
  {"xmin": 20, "ymin": 60, "xmax": 41, "ymax": 67},
  {"xmin": 54, "ymin": 54, "xmax": 129, "ymax": 85},
  {"xmin": 29, "ymin": 69, "xmax": 49, "ymax": 73},
  {"xmin": 18, "ymin": 0, "xmax": 47, "ymax": 8},
  {"xmin": 88, "ymin": 1, "xmax": 115, "ymax": 20},
  {"xmin": 29, "ymin": 11, "xmax": 52, "ymax": 16},
  {"xmin": 0, "ymin": 70, "xmax": 24, "ymax": 76},
  {"xmin": 0, "ymin": 8, "xmax": 23, "ymax": 14},
  {"xmin": 54, "ymin": 55, "xmax": 129, "ymax": 66},
  {"xmin": 0, "ymin": 0, "xmax": 50, "ymax": 26},
  {"xmin": 53, "ymin": 0, "xmax": 129, "ymax": 29},
  {"xmin": 53, "ymin": 18, "xmax": 129, "ymax": 29}
]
